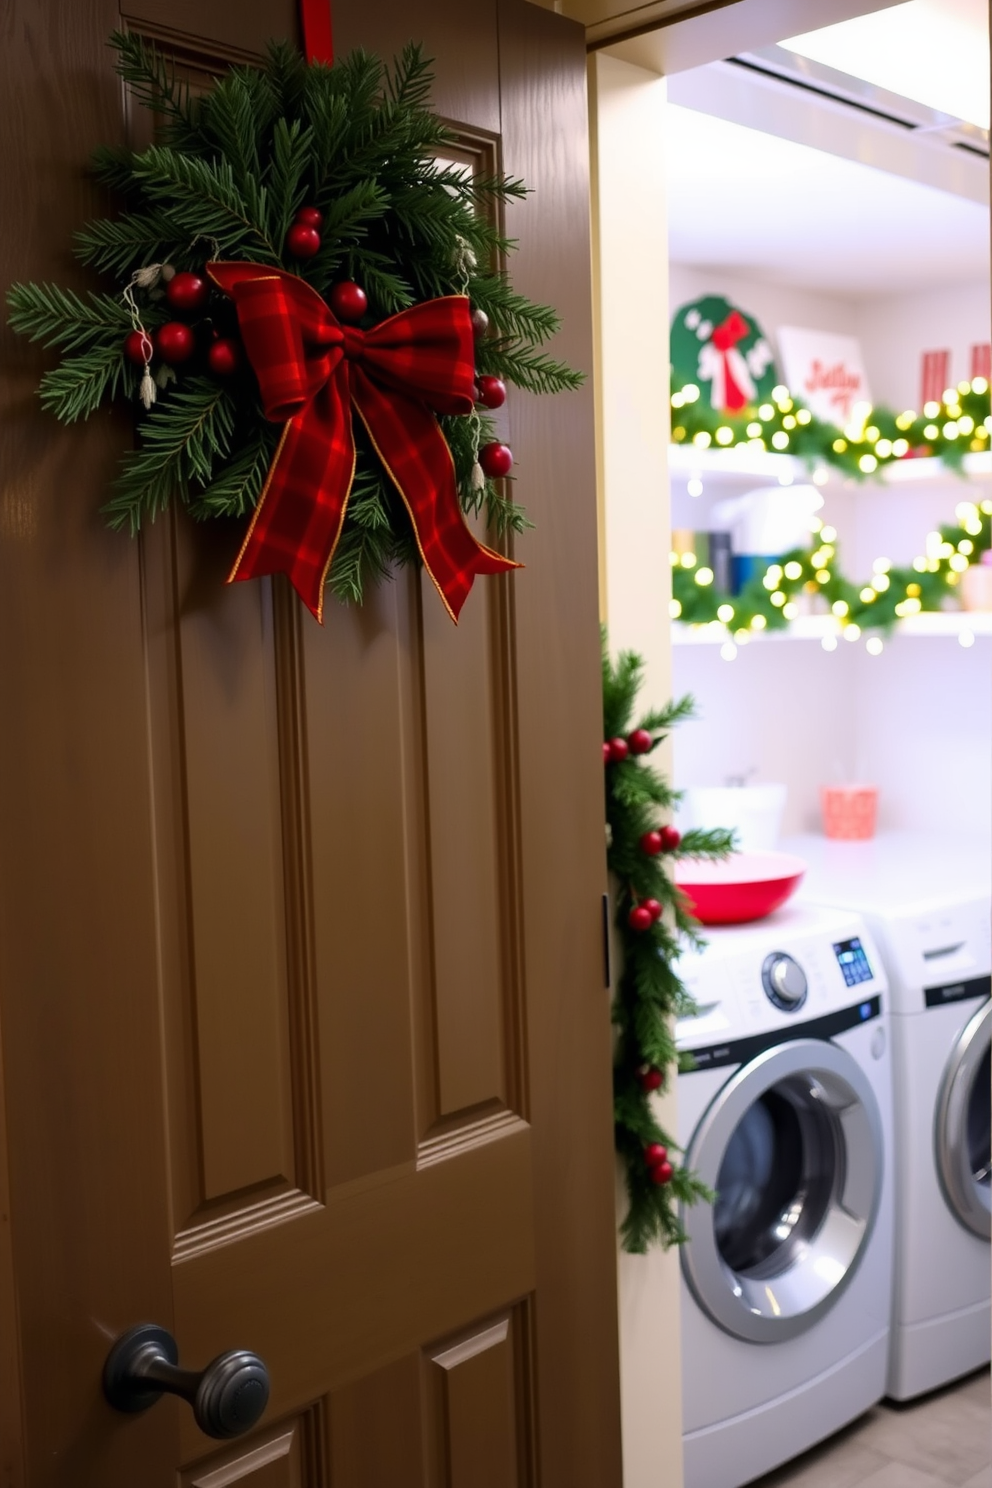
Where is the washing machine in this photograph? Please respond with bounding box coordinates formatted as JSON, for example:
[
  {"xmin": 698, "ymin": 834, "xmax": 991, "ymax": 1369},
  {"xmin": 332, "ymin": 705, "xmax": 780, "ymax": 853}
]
[
  {"xmin": 676, "ymin": 903, "xmax": 894, "ymax": 1488},
  {"xmin": 786, "ymin": 831, "xmax": 991, "ymax": 1400}
]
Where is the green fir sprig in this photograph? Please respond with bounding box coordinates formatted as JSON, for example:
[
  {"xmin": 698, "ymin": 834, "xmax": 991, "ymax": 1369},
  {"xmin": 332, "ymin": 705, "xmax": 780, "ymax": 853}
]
[
  {"xmin": 603, "ymin": 639, "xmax": 734, "ymax": 1253},
  {"xmin": 6, "ymin": 33, "xmax": 581, "ymax": 608}
]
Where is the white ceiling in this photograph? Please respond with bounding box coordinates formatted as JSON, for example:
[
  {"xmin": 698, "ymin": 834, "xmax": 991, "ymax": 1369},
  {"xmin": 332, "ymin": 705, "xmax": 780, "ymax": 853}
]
[
  {"xmin": 665, "ymin": 104, "xmax": 990, "ymax": 296},
  {"xmin": 784, "ymin": 0, "xmax": 990, "ymax": 129}
]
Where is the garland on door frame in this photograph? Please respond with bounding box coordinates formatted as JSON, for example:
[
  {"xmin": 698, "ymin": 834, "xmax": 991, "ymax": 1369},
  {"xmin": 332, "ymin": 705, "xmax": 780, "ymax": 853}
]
[
  {"xmin": 6, "ymin": 34, "xmax": 581, "ymax": 623},
  {"xmin": 603, "ymin": 640, "xmax": 733, "ymax": 1253}
]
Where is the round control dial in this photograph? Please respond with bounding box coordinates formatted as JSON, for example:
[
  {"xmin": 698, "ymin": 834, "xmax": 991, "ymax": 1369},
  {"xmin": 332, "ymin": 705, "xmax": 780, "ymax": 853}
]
[{"xmin": 761, "ymin": 952, "xmax": 808, "ymax": 1012}]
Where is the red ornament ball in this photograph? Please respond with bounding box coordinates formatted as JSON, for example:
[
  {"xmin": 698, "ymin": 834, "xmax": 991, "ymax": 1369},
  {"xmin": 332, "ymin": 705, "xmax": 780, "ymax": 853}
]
[
  {"xmin": 628, "ymin": 728, "xmax": 653, "ymax": 755},
  {"xmin": 603, "ymin": 742, "xmax": 612, "ymax": 764},
  {"xmin": 650, "ymin": 1161, "xmax": 674, "ymax": 1186},
  {"xmin": 639, "ymin": 830, "xmax": 663, "ymax": 856},
  {"xmin": 639, "ymin": 1066, "xmax": 664, "ymax": 1092},
  {"xmin": 476, "ymin": 375, "xmax": 507, "ymax": 409},
  {"xmin": 628, "ymin": 905, "xmax": 653, "ymax": 933},
  {"xmin": 155, "ymin": 322, "xmax": 196, "ymax": 364},
  {"xmin": 329, "ymin": 281, "xmax": 368, "ymax": 324},
  {"xmin": 124, "ymin": 329, "xmax": 153, "ymax": 366},
  {"xmin": 659, "ymin": 825, "xmax": 682, "ymax": 852},
  {"xmin": 207, "ymin": 337, "xmax": 241, "ymax": 376},
  {"xmin": 479, "ymin": 442, "xmax": 513, "ymax": 479},
  {"xmin": 607, "ymin": 737, "xmax": 629, "ymax": 763},
  {"xmin": 643, "ymin": 898, "xmax": 663, "ymax": 922},
  {"xmin": 644, "ymin": 1143, "xmax": 668, "ymax": 1167},
  {"xmin": 294, "ymin": 206, "xmax": 324, "ymax": 229},
  {"xmin": 286, "ymin": 222, "xmax": 321, "ymax": 259},
  {"xmin": 165, "ymin": 271, "xmax": 209, "ymax": 313}
]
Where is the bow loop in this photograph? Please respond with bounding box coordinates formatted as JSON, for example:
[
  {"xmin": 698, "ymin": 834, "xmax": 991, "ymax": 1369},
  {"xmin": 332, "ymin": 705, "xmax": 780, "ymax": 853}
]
[{"xmin": 206, "ymin": 261, "xmax": 518, "ymax": 623}]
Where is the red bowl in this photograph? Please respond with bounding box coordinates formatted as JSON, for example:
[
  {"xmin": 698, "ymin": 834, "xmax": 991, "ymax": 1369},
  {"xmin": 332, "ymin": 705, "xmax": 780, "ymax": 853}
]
[{"xmin": 674, "ymin": 851, "xmax": 806, "ymax": 926}]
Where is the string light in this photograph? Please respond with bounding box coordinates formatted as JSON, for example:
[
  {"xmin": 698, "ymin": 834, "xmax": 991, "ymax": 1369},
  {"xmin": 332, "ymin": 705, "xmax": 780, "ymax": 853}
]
[
  {"xmin": 717, "ymin": 603, "xmax": 734, "ymax": 623},
  {"xmin": 694, "ymin": 566, "xmax": 714, "ymax": 585},
  {"xmin": 720, "ymin": 641, "xmax": 737, "ymax": 661},
  {"xmin": 669, "ymin": 599, "xmax": 681, "ymax": 618},
  {"xmin": 866, "ymin": 637, "xmax": 883, "ymax": 656}
]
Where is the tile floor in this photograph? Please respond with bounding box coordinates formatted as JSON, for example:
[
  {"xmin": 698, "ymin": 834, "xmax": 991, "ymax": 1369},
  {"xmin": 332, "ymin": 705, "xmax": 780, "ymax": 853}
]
[{"xmin": 749, "ymin": 1367, "xmax": 991, "ymax": 1488}]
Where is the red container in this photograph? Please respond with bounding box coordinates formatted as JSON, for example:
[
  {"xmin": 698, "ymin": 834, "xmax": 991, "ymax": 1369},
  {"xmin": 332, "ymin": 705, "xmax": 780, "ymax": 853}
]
[
  {"xmin": 674, "ymin": 851, "xmax": 806, "ymax": 926},
  {"xmin": 820, "ymin": 784, "xmax": 878, "ymax": 841}
]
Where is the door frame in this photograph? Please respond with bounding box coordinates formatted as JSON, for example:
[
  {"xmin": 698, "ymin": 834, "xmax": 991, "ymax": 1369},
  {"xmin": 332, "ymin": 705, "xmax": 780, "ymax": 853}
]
[{"xmin": 588, "ymin": 3, "xmax": 992, "ymax": 1484}]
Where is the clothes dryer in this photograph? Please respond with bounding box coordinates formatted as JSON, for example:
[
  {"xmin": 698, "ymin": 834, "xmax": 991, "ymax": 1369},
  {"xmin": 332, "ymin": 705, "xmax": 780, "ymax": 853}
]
[
  {"xmin": 676, "ymin": 904, "xmax": 894, "ymax": 1488},
  {"xmin": 787, "ymin": 832, "xmax": 991, "ymax": 1400}
]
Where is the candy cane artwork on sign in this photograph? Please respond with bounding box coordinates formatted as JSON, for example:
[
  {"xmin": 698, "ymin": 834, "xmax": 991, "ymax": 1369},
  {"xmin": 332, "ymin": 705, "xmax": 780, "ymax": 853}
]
[
  {"xmin": 776, "ymin": 326, "xmax": 871, "ymax": 428},
  {"xmin": 670, "ymin": 295, "xmax": 779, "ymax": 413}
]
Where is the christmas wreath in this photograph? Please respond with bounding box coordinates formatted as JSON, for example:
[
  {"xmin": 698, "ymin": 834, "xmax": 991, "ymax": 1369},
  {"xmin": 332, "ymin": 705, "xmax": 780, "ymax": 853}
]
[
  {"xmin": 603, "ymin": 640, "xmax": 733, "ymax": 1251},
  {"xmin": 6, "ymin": 33, "xmax": 580, "ymax": 622}
]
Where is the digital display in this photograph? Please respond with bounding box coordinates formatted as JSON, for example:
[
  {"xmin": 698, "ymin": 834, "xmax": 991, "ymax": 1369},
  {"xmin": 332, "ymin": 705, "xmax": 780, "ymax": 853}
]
[{"xmin": 833, "ymin": 936, "xmax": 874, "ymax": 988}]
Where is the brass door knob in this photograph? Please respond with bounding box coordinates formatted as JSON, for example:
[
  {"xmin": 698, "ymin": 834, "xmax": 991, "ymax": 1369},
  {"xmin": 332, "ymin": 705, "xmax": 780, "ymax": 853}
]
[{"xmin": 103, "ymin": 1324, "xmax": 269, "ymax": 1439}]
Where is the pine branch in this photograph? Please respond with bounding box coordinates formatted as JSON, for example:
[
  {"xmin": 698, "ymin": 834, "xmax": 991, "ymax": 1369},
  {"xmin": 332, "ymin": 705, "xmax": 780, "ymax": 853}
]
[
  {"xmin": 471, "ymin": 273, "xmax": 562, "ymax": 346},
  {"xmin": 39, "ymin": 343, "xmax": 136, "ymax": 422},
  {"xmin": 129, "ymin": 146, "xmax": 280, "ymax": 263},
  {"xmin": 104, "ymin": 378, "xmax": 236, "ymax": 532},
  {"xmin": 74, "ymin": 209, "xmax": 185, "ymax": 277},
  {"xmin": 188, "ymin": 428, "xmax": 277, "ymax": 519},
  {"xmin": 268, "ymin": 117, "xmax": 316, "ymax": 247},
  {"xmin": 90, "ymin": 144, "xmax": 139, "ymax": 195},
  {"xmin": 7, "ymin": 281, "xmax": 134, "ymax": 352},
  {"xmin": 482, "ymin": 345, "xmax": 584, "ymax": 396},
  {"xmin": 108, "ymin": 30, "xmax": 202, "ymax": 151}
]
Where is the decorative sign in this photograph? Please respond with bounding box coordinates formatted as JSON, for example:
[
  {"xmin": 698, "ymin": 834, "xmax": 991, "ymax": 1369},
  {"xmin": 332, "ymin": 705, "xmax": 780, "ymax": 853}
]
[
  {"xmin": 671, "ymin": 296, "xmax": 778, "ymax": 413},
  {"xmin": 776, "ymin": 326, "xmax": 871, "ymax": 427}
]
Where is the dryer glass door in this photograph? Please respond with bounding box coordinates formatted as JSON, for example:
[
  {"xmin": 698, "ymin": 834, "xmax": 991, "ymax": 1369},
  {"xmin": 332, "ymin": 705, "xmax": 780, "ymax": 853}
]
[
  {"xmin": 935, "ymin": 999, "xmax": 991, "ymax": 1240},
  {"xmin": 682, "ymin": 1038, "xmax": 884, "ymax": 1343}
]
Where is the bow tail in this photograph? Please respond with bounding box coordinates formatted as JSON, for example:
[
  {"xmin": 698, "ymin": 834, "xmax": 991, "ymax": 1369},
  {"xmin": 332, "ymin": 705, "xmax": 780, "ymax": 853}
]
[
  {"xmin": 352, "ymin": 371, "xmax": 520, "ymax": 624},
  {"xmin": 229, "ymin": 373, "xmax": 356, "ymax": 623}
]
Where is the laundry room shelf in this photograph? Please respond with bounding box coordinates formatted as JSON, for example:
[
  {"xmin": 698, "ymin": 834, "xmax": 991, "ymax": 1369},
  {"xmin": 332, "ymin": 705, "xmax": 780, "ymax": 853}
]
[
  {"xmin": 672, "ymin": 611, "xmax": 992, "ymax": 645},
  {"xmin": 668, "ymin": 444, "xmax": 991, "ymax": 488}
]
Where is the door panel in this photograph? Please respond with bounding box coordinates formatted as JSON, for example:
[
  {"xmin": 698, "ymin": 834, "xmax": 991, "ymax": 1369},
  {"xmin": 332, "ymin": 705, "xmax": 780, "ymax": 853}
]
[{"xmin": 0, "ymin": 1, "xmax": 621, "ymax": 1484}]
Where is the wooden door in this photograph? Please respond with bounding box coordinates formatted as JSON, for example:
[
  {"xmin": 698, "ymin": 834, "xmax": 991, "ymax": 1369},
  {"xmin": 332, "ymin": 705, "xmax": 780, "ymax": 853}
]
[{"xmin": 0, "ymin": 1, "xmax": 621, "ymax": 1485}]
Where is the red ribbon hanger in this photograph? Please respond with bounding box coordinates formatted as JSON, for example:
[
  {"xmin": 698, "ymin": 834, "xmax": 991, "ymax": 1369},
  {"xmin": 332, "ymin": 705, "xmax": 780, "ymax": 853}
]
[{"xmin": 300, "ymin": 0, "xmax": 333, "ymax": 63}]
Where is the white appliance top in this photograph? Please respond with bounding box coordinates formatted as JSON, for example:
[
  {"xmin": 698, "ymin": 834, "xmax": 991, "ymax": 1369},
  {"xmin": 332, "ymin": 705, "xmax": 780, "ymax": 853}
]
[
  {"xmin": 782, "ymin": 832, "xmax": 991, "ymax": 1011},
  {"xmin": 782, "ymin": 831, "xmax": 991, "ymax": 916},
  {"xmin": 676, "ymin": 902, "xmax": 887, "ymax": 1054}
]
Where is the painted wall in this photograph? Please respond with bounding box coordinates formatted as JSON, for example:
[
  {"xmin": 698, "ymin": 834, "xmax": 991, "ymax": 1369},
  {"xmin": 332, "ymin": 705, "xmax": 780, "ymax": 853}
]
[{"xmin": 669, "ymin": 263, "xmax": 991, "ymax": 412}]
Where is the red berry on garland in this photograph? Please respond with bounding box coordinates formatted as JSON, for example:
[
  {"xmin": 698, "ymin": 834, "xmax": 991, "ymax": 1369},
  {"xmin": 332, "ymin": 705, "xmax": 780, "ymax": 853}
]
[
  {"xmin": 640, "ymin": 1066, "xmax": 664, "ymax": 1092},
  {"xmin": 165, "ymin": 271, "xmax": 209, "ymax": 313},
  {"xmin": 479, "ymin": 442, "xmax": 513, "ymax": 479},
  {"xmin": 603, "ymin": 742, "xmax": 612, "ymax": 763},
  {"xmin": 286, "ymin": 222, "xmax": 321, "ymax": 258},
  {"xmin": 628, "ymin": 904, "xmax": 653, "ymax": 933},
  {"xmin": 124, "ymin": 329, "xmax": 153, "ymax": 366},
  {"xmin": 644, "ymin": 1143, "xmax": 667, "ymax": 1167},
  {"xmin": 650, "ymin": 1160, "xmax": 674, "ymax": 1185},
  {"xmin": 659, "ymin": 825, "xmax": 682, "ymax": 852},
  {"xmin": 639, "ymin": 830, "xmax": 663, "ymax": 856},
  {"xmin": 607, "ymin": 737, "xmax": 629, "ymax": 763},
  {"xmin": 207, "ymin": 337, "xmax": 241, "ymax": 376},
  {"xmin": 329, "ymin": 281, "xmax": 368, "ymax": 323},
  {"xmin": 294, "ymin": 206, "xmax": 324, "ymax": 229},
  {"xmin": 643, "ymin": 898, "xmax": 663, "ymax": 922},
  {"xmin": 628, "ymin": 727, "xmax": 653, "ymax": 755},
  {"xmin": 155, "ymin": 322, "xmax": 196, "ymax": 364},
  {"xmin": 476, "ymin": 375, "xmax": 507, "ymax": 409}
]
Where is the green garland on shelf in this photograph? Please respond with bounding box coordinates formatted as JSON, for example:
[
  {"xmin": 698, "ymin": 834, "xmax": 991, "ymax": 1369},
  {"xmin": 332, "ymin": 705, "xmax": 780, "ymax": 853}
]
[
  {"xmin": 671, "ymin": 378, "xmax": 991, "ymax": 478},
  {"xmin": 6, "ymin": 33, "xmax": 580, "ymax": 609},
  {"xmin": 603, "ymin": 640, "xmax": 733, "ymax": 1253},
  {"xmin": 670, "ymin": 378, "xmax": 992, "ymax": 636}
]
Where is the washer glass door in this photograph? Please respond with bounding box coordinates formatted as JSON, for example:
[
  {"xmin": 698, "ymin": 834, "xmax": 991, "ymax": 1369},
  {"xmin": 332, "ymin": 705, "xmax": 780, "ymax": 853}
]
[
  {"xmin": 935, "ymin": 999, "xmax": 991, "ymax": 1240},
  {"xmin": 682, "ymin": 1038, "xmax": 884, "ymax": 1343}
]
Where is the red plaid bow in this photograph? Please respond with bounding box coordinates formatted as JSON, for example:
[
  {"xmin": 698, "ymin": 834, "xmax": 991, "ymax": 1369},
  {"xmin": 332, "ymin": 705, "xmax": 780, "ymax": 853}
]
[{"xmin": 207, "ymin": 262, "xmax": 519, "ymax": 622}]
